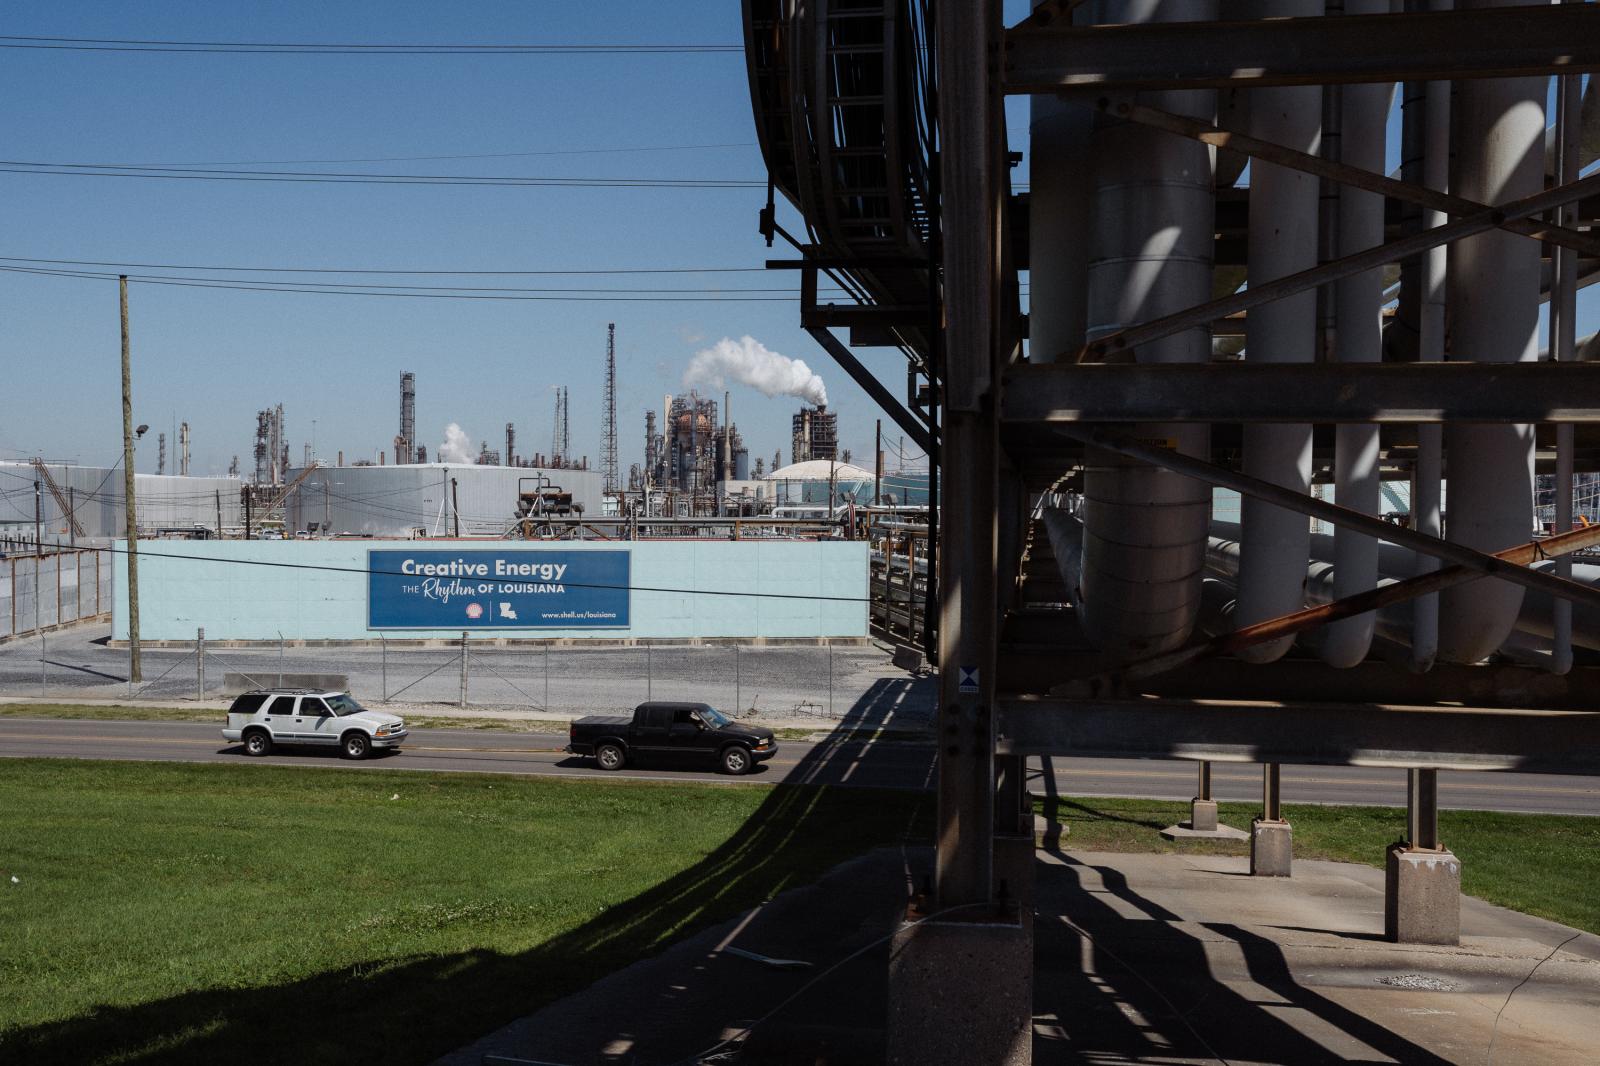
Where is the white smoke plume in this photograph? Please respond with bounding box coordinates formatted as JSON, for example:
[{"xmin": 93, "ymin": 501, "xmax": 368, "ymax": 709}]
[
  {"xmin": 684, "ymin": 336, "xmax": 828, "ymax": 407},
  {"xmin": 438, "ymin": 423, "xmax": 475, "ymax": 464}
]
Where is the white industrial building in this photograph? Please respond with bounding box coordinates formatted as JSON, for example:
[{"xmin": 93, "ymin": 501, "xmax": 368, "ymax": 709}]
[
  {"xmin": 0, "ymin": 461, "xmax": 243, "ymax": 548},
  {"xmin": 285, "ymin": 463, "xmax": 605, "ymax": 538}
]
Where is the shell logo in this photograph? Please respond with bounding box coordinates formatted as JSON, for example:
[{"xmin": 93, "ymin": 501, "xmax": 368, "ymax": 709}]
[{"xmin": 465, "ymin": 603, "xmax": 484, "ymax": 620}]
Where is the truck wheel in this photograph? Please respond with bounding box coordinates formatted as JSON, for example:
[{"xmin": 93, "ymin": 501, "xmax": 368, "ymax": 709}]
[
  {"xmin": 720, "ymin": 746, "xmax": 751, "ymax": 776},
  {"xmin": 243, "ymin": 729, "xmax": 272, "ymax": 757},
  {"xmin": 341, "ymin": 732, "xmax": 371, "ymax": 760},
  {"xmin": 595, "ymin": 743, "xmax": 626, "ymax": 771}
]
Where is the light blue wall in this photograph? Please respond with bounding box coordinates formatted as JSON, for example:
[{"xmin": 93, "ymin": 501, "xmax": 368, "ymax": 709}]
[{"xmin": 113, "ymin": 540, "xmax": 869, "ymax": 640}]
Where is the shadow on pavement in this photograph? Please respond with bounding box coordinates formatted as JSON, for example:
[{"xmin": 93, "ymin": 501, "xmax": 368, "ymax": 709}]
[
  {"xmin": 4, "ymin": 677, "xmax": 934, "ymax": 1066},
  {"xmin": 1033, "ymin": 799, "xmax": 1454, "ymax": 1064}
]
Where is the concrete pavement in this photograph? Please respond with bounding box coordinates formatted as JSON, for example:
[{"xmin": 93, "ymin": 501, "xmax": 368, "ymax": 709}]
[
  {"xmin": 1032, "ymin": 850, "xmax": 1600, "ymax": 1064},
  {"xmin": 441, "ymin": 845, "xmax": 1600, "ymax": 1065}
]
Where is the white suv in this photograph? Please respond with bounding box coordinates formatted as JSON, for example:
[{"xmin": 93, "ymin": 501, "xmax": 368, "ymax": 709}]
[{"xmin": 223, "ymin": 690, "xmax": 406, "ymax": 760}]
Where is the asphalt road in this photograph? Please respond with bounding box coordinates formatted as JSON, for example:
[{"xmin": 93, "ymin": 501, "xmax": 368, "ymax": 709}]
[{"xmin": 3, "ymin": 717, "xmax": 1597, "ymax": 815}]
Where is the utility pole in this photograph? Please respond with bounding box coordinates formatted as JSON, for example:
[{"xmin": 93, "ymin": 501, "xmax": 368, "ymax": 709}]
[
  {"xmin": 244, "ymin": 492, "xmax": 252, "ymax": 540},
  {"xmin": 451, "ymin": 477, "xmax": 461, "ymax": 537},
  {"xmin": 875, "ymin": 419, "xmax": 883, "ymax": 506},
  {"xmin": 120, "ymin": 275, "xmax": 142, "ymax": 682},
  {"xmin": 68, "ymin": 486, "xmax": 76, "ymax": 548},
  {"xmin": 215, "ymin": 490, "xmax": 223, "ymax": 538},
  {"xmin": 35, "ymin": 480, "xmax": 43, "ymax": 695}
]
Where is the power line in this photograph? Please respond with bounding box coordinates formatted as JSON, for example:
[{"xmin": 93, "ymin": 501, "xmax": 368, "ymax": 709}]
[
  {"xmin": 133, "ymin": 143, "xmax": 756, "ymax": 167},
  {"xmin": 0, "ymin": 255, "xmax": 768, "ymax": 275},
  {"xmin": 0, "ymin": 261, "xmax": 849, "ymax": 295},
  {"xmin": 0, "ymin": 263, "xmax": 1025, "ymax": 303},
  {"xmin": 0, "ymin": 265, "xmax": 809, "ymax": 301},
  {"xmin": 0, "ymin": 160, "xmax": 764, "ymax": 188},
  {"xmin": 20, "ymin": 539, "xmax": 874, "ymax": 604},
  {"xmin": 0, "ymin": 35, "xmax": 743, "ymax": 55}
]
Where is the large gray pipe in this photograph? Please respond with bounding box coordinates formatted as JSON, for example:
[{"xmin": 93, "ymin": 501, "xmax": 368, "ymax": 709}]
[
  {"xmin": 1410, "ymin": 13, "xmax": 1451, "ymax": 673},
  {"xmin": 1234, "ymin": 0, "xmax": 1322, "ymax": 663},
  {"xmin": 1322, "ymin": 2, "xmax": 1392, "ymax": 668},
  {"xmin": 1208, "ymin": 521, "xmax": 1600, "ymax": 655},
  {"xmin": 1027, "ymin": 3, "xmax": 1091, "ymax": 366},
  {"xmin": 1074, "ymin": 0, "xmax": 1217, "ymax": 659},
  {"xmin": 1437, "ymin": 0, "xmax": 1544, "ymax": 663}
]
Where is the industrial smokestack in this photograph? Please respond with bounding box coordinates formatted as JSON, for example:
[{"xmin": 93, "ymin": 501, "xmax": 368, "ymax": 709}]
[
  {"xmin": 685, "ymin": 336, "xmax": 828, "ymax": 406},
  {"xmin": 399, "ymin": 372, "xmax": 416, "ymax": 464}
]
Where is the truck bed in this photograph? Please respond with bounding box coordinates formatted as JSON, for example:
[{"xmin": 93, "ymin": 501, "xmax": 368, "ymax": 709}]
[{"xmin": 572, "ymin": 715, "xmax": 632, "ymax": 728}]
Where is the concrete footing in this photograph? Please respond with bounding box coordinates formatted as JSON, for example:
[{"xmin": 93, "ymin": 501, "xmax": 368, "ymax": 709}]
[
  {"xmin": 1250, "ymin": 818, "xmax": 1293, "ymax": 877},
  {"xmin": 993, "ymin": 833, "xmax": 1037, "ymax": 934},
  {"xmin": 1385, "ymin": 843, "xmax": 1461, "ymax": 945},
  {"xmin": 1160, "ymin": 799, "xmax": 1249, "ymax": 841},
  {"xmin": 887, "ymin": 909, "xmax": 1032, "ymax": 1065}
]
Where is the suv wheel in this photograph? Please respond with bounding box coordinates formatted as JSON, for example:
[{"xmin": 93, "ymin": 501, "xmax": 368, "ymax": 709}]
[
  {"xmin": 720, "ymin": 746, "xmax": 751, "ymax": 776},
  {"xmin": 243, "ymin": 729, "xmax": 272, "ymax": 757},
  {"xmin": 341, "ymin": 732, "xmax": 371, "ymax": 760},
  {"xmin": 595, "ymin": 742, "xmax": 626, "ymax": 771}
]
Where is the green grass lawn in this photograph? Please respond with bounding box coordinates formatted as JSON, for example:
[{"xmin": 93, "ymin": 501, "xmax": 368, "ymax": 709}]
[
  {"xmin": 0, "ymin": 759, "xmax": 927, "ymax": 1066},
  {"xmin": 4, "ymin": 756, "xmax": 1594, "ymax": 1066},
  {"xmin": 1038, "ymin": 795, "xmax": 1600, "ymax": 935},
  {"xmin": 0, "ymin": 702, "xmax": 225, "ymax": 724}
]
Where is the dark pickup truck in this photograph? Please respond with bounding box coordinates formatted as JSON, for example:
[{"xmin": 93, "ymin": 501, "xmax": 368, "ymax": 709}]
[{"xmin": 567, "ymin": 701, "xmax": 778, "ymax": 775}]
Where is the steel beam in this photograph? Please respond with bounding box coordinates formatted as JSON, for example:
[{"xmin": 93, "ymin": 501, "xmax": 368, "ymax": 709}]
[
  {"xmin": 996, "ymin": 645, "xmax": 1600, "ymax": 709},
  {"xmin": 1088, "ymin": 520, "xmax": 1600, "ymax": 690},
  {"xmin": 1103, "ymin": 101, "xmax": 1600, "ymax": 263},
  {"xmin": 996, "ymin": 697, "xmax": 1600, "ymax": 775},
  {"xmin": 1004, "ymin": 6, "xmax": 1600, "ymax": 93},
  {"xmin": 1003, "ymin": 363, "xmax": 1600, "ymax": 424},
  {"xmin": 932, "ymin": 0, "xmax": 1001, "ymax": 910},
  {"xmin": 805, "ymin": 326, "xmax": 935, "ymax": 455}
]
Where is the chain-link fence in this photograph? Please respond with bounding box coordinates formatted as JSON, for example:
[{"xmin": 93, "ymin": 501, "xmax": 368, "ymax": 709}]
[
  {"xmin": 87, "ymin": 634, "xmax": 935, "ymax": 728},
  {"xmin": 0, "ymin": 550, "xmax": 111, "ymax": 641}
]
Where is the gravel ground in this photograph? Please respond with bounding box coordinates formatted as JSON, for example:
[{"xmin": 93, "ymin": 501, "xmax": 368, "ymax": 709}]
[{"xmin": 0, "ymin": 622, "xmax": 936, "ymax": 729}]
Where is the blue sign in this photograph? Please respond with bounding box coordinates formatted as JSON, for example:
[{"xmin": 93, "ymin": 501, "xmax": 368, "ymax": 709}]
[{"xmin": 367, "ymin": 549, "xmax": 630, "ymax": 630}]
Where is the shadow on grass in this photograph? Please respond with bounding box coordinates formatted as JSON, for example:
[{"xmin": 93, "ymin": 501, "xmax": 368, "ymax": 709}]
[{"xmin": 3, "ymin": 679, "xmax": 934, "ymax": 1066}]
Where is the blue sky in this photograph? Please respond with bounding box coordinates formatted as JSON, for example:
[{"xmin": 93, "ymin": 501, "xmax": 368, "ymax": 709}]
[
  {"xmin": 1, "ymin": 2, "xmax": 927, "ymax": 476},
  {"xmin": 1, "ymin": 4, "xmax": 1590, "ymax": 479}
]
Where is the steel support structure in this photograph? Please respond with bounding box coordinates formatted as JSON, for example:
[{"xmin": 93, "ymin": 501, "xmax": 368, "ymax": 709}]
[
  {"xmin": 1405, "ymin": 769, "xmax": 1440, "ymax": 850},
  {"xmin": 1003, "ymin": 5, "xmax": 1600, "ymax": 92},
  {"xmin": 997, "ymin": 698, "xmax": 1600, "ymax": 775},
  {"xmin": 1055, "ymin": 427, "xmax": 1600, "ymax": 615},
  {"xmin": 932, "ymin": 0, "xmax": 1003, "ymax": 912},
  {"xmin": 1007, "ymin": 361, "xmax": 1600, "ymax": 425}
]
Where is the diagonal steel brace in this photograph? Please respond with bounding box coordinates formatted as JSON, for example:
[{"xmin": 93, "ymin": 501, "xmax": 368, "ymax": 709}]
[
  {"xmin": 1106, "ymin": 100, "xmax": 1600, "ymax": 261},
  {"xmin": 1058, "ymin": 425, "xmax": 1600, "ymax": 615}
]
